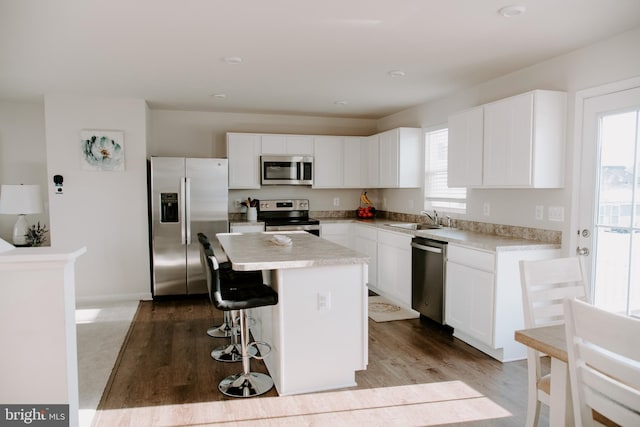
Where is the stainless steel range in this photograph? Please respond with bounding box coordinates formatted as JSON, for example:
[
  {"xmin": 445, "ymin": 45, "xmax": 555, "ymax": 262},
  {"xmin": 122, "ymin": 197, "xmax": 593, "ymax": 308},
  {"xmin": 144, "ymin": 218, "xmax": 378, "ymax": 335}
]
[{"xmin": 258, "ymin": 199, "xmax": 320, "ymax": 236}]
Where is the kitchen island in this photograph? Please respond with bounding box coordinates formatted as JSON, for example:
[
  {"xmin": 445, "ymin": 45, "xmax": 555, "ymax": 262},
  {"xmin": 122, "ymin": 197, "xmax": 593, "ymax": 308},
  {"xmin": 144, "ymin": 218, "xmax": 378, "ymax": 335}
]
[{"xmin": 216, "ymin": 231, "xmax": 369, "ymax": 396}]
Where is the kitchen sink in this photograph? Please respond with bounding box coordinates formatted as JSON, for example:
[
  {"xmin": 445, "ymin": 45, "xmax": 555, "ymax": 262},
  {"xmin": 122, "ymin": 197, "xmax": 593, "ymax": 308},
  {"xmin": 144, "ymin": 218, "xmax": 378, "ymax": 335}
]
[{"xmin": 385, "ymin": 222, "xmax": 442, "ymax": 230}]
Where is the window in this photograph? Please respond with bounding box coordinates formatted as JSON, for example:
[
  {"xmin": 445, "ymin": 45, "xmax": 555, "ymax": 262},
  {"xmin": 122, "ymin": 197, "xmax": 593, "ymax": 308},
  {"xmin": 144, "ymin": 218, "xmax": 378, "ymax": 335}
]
[{"xmin": 424, "ymin": 128, "xmax": 467, "ymax": 213}]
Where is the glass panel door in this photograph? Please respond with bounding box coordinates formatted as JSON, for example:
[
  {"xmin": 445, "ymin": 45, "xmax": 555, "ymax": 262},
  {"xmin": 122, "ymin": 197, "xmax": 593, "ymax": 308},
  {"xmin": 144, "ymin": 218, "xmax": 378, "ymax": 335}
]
[{"xmin": 577, "ymin": 85, "xmax": 640, "ymax": 318}]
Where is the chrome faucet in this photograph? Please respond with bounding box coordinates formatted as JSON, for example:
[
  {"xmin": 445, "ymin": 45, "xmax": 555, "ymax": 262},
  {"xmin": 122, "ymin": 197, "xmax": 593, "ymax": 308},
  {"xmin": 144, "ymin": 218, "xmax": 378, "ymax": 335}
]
[{"xmin": 420, "ymin": 209, "xmax": 438, "ymax": 225}]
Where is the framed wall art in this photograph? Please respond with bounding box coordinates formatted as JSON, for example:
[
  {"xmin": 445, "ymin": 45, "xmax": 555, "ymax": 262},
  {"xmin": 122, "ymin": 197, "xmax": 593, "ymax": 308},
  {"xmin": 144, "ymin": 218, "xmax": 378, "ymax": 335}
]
[{"xmin": 80, "ymin": 130, "xmax": 125, "ymax": 171}]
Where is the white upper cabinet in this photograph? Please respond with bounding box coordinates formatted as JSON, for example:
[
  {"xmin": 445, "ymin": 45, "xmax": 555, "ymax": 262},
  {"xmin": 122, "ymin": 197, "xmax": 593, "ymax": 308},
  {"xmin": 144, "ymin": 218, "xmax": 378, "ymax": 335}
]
[
  {"xmin": 378, "ymin": 127, "xmax": 422, "ymax": 188},
  {"xmin": 313, "ymin": 136, "xmax": 365, "ymax": 188},
  {"xmin": 343, "ymin": 136, "xmax": 363, "ymax": 188},
  {"xmin": 227, "ymin": 133, "xmax": 261, "ymax": 189},
  {"xmin": 362, "ymin": 135, "xmax": 380, "ymax": 188},
  {"xmin": 448, "ymin": 90, "xmax": 566, "ymax": 189},
  {"xmin": 483, "ymin": 90, "xmax": 566, "ymax": 188},
  {"xmin": 448, "ymin": 106, "xmax": 484, "ymax": 187},
  {"xmin": 313, "ymin": 136, "xmax": 344, "ymax": 188},
  {"xmin": 260, "ymin": 134, "xmax": 314, "ymax": 155},
  {"xmin": 228, "ymin": 127, "xmax": 421, "ymax": 189}
]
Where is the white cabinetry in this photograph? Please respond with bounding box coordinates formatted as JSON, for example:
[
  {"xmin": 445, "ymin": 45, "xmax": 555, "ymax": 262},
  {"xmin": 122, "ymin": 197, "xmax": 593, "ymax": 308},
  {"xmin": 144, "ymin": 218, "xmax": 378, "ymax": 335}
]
[
  {"xmin": 313, "ymin": 136, "xmax": 344, "ymax": 188},
  {"xmin": 352, "ymin": 224, "xmax": 378, "ymax": 289},
  {"xmin": 445, "ymin": 243, "xmax": 560, "ymax": 362},
  {"xmin": 376, "ymin": 229, "xmax": 412, "ymax": 307},
  {"xmin": 447, "ymin": 90, "xmax": 566, "ymax": 189},
  {"xmin": 260, "ymin": 134, "xmax": 313, "ymax": 155},
  {"xmin": 313, "ymin": 136, "xmax": 365, "ymax": 188},
  {"xmin": 378, "ymin": 127, "xmax": 422, "ymax": 188},
  {"xmin": 343, "ymin": 136, "xmax": 363, "ymax": 188},
  {"xmin": 483, "ymin": 90, "xmax": 565, "ymax": 188},
  {"xmin": 445, "ymin": 245, "xmax": 495, "ymax": 347},
  {"xmin": 320, "ymin": 222, "xmax": 352, "ymax": 248},
  {"xmin": 448, "ymin": 106, "xmax": 484, "ymax": 187},
  {"xmin": 227, "ymin": 133, "xmax": 261, "ymax": 189},
  {"xmin": 230, "ymin": 222, "xmax": 265, "ymax": 233},
  {"xmin": 362, "ymin": 135, "xmax": 379, "ymax": 188}
]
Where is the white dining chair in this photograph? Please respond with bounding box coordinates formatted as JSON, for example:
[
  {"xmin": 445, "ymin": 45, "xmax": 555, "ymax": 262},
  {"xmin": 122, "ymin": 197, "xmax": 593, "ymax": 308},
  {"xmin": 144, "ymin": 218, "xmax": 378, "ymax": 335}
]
[
  {"xmin": 519, "ymin": 256, "xmax": 588, "ymax": 427},
  {"xmin": 564, "ymin": 298, "xmax": 640, "ymax": 426}
]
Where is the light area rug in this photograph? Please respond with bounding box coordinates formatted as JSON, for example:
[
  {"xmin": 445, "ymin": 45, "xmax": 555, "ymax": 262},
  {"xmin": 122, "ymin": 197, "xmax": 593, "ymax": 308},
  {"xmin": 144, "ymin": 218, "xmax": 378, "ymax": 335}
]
[
  {"xmin": 368, "ymin": 295, "xmax": 419, "ymax": 322},
  {"xmin": 92, "ymin": 381, "xmax": 511, "ymax": 426},
  {"xmin": 76, "ymin": 300, "xmax": 140, "ymax": 427}
]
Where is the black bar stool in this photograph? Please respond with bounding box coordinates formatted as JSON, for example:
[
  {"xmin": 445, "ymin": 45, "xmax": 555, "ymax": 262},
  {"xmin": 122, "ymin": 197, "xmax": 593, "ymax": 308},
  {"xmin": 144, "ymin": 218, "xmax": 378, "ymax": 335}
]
[
  {"xmin": 205, "ymin": 254, "xmax": 278, "ymax": 397},
  {"xmin": 198, "ymin": 233, "xmax": 235, "ymax": 339},
  {"xmin": 198, "ymin": 232, "xmax": 261, "ymax": 362}
]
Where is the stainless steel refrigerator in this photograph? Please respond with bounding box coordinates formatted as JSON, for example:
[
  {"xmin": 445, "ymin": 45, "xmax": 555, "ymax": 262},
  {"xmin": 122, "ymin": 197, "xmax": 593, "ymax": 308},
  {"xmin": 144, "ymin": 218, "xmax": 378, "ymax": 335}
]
[{"xmin": 148, "ymin": 157, "xmax": 228, "ymax": 297}]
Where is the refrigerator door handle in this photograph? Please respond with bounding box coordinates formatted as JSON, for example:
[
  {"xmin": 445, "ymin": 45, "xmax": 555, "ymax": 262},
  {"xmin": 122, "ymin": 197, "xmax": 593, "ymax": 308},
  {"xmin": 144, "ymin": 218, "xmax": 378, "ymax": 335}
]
[
  {"xmin": 180, "ymin": 177, "xmax": 187, "ymax": 245},
  {"xmin": 185, "ymin": 177, "xmax": 192, "ymax": 244}
]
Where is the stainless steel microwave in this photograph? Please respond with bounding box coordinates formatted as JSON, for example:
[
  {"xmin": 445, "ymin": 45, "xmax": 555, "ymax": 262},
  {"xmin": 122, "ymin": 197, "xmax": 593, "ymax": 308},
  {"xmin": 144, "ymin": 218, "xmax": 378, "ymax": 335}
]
[{"xmin": 261, "ymin": 155, "xmax": 313, "ymax": 185}]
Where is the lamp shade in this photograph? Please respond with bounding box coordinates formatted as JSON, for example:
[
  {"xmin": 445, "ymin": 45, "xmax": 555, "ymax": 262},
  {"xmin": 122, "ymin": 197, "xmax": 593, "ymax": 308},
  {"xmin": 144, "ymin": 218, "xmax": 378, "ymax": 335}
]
[{"xmin": 0, "ymin": 184, "xmax": 43, "ymax": 215}]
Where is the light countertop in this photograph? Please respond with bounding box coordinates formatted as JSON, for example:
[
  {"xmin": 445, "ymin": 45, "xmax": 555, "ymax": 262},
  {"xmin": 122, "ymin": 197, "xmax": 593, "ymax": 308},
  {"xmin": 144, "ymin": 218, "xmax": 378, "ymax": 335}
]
[
  {"xmin": 217, "ymin": 231, "xmax": 369, "ymax": 271},
  {"xmin": 319, "ymin": 218, "xmax": 560, "ymax": 252}
]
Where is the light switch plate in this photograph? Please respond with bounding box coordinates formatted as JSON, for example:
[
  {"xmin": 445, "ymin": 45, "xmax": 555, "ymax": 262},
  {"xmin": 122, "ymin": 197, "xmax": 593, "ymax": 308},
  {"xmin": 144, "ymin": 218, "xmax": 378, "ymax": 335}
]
[{"xmin": 548, "ymin": 206, "xmax": 565, "ymax": 222}]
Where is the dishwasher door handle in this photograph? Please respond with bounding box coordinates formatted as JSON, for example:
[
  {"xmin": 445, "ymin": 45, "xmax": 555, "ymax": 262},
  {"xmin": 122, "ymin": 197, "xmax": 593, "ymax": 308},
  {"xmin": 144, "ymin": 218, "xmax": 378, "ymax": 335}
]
[{"xmin": 411, "ymin": 242, "xmax": 443, "ymax": 253}]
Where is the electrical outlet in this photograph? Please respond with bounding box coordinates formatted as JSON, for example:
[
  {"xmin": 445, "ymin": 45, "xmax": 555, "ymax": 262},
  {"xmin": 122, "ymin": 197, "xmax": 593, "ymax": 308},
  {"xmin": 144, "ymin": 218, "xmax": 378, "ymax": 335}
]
[
  {"xmin": 535, "ymin": 205, "xmax": 544, "ymax": 220},
  {"xmin": 333, "ymin": 197, "xmax": 340, "ymax": 207},
  {"xmin": 548, "ymin": 206, "xmax": 565, "ymax": 222},
  {"xmin": 483, "ymin": 202, "xmax": 490, "ymax": 216},
  {"xmin": 383, "ymin": 198, "xmax": 388, "ymax": 209},
  {"xmin": 408, "ymin": 199, "xmax": 414, "ymax": 209},
  {"xmin": 318, "ymin": 291, "xmax": 331, "ymax": 311},
  {"xmin": 233, "ymin": 199, "xmax": 242, "ymax": 208}
]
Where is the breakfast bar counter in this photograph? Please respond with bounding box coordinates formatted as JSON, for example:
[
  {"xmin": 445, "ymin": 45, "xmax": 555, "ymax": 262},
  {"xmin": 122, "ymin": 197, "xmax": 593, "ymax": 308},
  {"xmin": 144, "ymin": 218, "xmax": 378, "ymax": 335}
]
[{"xmin": 216, "ymin": 231, "xmax": 369, "ymax": 396}]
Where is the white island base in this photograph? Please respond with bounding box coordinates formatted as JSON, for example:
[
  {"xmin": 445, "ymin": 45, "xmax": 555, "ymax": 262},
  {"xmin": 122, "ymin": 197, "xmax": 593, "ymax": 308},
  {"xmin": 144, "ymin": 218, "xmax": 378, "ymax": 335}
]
[
  {"xmin": 216, "ymin": 232, "xmax": 369, "ymax": 396},
  {"xmin": 252, "ymin": 263, "xmax": 368, "ymax": 395}
]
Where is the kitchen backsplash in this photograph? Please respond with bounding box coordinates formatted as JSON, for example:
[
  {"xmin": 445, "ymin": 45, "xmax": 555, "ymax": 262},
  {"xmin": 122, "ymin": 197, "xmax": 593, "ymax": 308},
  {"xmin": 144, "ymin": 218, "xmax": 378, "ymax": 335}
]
[
  {"xmin": 311, "ymin": 210, "xmax": 562, "ymax": 244},
  {"xmin": 230, "ymin": 209, "xmax": 561, "ymax": 244}
]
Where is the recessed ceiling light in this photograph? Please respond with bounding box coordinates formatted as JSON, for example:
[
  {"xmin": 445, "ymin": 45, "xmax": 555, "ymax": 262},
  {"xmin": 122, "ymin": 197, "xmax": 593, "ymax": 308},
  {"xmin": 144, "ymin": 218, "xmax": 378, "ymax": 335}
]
[
  {"xmin": 388, "ymin": 70, "xmax": 406, "ymax": 78},
  {"xmin": 498, "ymin": 5, "xmax": 526, "ymax": 17},
  {"xmin": 334, "ymin": 100, "xmax": 349, "ymax": 106},
  {"xmin": 211, "ymin": 93, "xmax": 227, "ymax": 99},
  {"xmin": 222, "ymin": 56, "xmax": 243, "ymax": 64}
]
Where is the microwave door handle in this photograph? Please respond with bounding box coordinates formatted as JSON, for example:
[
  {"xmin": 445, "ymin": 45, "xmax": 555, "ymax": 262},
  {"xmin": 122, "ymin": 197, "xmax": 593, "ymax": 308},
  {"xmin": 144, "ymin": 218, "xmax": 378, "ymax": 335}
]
[{"xmin": 298, "ymin": 161, "xmax": 303, "ymax": 180}]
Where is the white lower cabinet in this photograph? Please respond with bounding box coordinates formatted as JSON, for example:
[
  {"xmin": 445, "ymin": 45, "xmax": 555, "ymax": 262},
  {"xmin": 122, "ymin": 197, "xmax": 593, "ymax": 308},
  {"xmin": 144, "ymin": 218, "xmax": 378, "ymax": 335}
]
[
  {"xmin": 320, "ymin": 222, "xmax": 352, "ymax": 248},
  {"xmin": 376, "ymin": 230, "xmax": 412, "ymax": 308},
  {"xmin": 230, "ymin": 222, "xmax": 264, "ymax": 233},
  {"xmin": 352, "ymin": 224, "xmax": 378, "ymax": 289},
  {"xmin": 445, "ymin": 248, "xmax": 495, "ymax": 347},
  {"xmin": 324, "ymin": 223, "xmax": 412, "ymax": 309},
  {"xmin": 445, "ymin": 243, "xmax": 560, "ymax": 362}
]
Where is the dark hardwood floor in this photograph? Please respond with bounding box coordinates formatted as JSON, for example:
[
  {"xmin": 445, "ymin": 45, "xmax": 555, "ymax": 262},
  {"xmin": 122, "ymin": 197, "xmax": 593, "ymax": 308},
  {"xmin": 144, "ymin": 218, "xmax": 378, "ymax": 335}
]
[{"xmin": 97, "ymin": 297, "xmax": 548, "ymax": 426}]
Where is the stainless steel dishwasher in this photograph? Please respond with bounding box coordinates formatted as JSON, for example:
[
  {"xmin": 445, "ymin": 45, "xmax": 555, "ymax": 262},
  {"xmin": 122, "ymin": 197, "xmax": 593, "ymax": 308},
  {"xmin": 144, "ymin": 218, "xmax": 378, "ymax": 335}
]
[{"xmin": 411, "ymin": 236, "xmax": 447, "ymax": 324}]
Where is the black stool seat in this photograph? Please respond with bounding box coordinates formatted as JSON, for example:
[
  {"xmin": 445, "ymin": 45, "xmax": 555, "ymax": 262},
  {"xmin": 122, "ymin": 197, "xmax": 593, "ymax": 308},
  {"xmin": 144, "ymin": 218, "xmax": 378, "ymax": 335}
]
[{"xmin": 214, "ymin": 284, "xmax": 278, "ymax": 311}]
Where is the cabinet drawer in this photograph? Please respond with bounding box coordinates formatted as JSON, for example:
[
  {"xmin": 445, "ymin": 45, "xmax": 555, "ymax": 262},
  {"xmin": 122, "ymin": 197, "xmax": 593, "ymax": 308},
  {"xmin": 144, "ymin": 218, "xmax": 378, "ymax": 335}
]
[
  {"xmin": 320, "ymin": 223, "xmax": 352, "ymax": 235},
  {"xmin": 378, "ymin": 229, "xmax": 411, "ymax": 249},
  {"xmin": 447, "ymin": 244, "xmax": 495, "ymax": 272}
]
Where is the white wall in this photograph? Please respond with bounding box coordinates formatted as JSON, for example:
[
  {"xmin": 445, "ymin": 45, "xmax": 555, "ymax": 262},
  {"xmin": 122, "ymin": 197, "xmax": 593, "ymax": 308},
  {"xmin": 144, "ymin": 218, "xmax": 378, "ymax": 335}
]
[
  {"xmin": 44, "ymin": 95, "xmax": 151, "ymax": 302},
  {"xmin": 376, "ymin": 27, "xmax": 640, "ymax": 250},
  {"xmin": 0, "ymin": 101, "xmax": 49, "ymax": 241}
]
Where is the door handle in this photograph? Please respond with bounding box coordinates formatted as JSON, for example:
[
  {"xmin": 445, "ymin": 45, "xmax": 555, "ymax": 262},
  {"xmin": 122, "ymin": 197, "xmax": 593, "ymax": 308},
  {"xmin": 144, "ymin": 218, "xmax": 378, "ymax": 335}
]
[
  {"xmin": 576, "ymin": 246, "xmax": 590, "ymax": 256},
  {"xmin": 411, "ymin": 243, "xmax": 442, "ymax": 253}
]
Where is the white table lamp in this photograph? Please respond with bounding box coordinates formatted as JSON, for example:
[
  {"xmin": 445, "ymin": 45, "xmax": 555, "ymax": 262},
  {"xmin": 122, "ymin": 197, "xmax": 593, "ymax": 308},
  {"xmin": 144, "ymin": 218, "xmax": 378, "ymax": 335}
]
[{"xmin": 0, "ymin": 184, "xmax": 43, "ymax": 245}]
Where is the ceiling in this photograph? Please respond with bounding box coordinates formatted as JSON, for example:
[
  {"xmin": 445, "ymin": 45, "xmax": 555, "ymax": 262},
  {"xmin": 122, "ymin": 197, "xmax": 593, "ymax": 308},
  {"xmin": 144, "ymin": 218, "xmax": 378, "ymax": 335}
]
[{"xmin": 2, "ymin": 0, "xmax": 640, "ymax": 119}]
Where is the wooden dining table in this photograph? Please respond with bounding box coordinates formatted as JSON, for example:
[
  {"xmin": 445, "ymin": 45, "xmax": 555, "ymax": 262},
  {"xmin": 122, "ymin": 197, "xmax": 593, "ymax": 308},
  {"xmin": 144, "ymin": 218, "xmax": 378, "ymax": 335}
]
[{"xmin": 514, "ymin": 324, "xmax": 573, "ymax": 427}]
